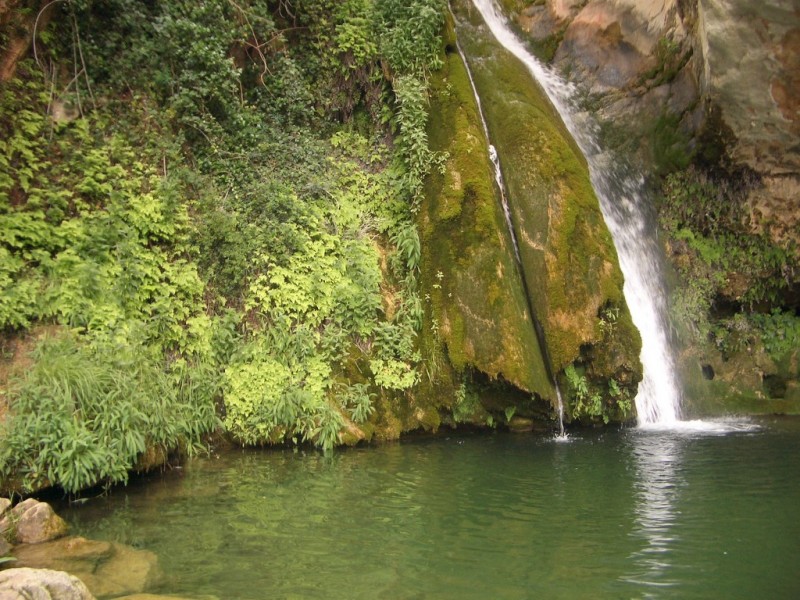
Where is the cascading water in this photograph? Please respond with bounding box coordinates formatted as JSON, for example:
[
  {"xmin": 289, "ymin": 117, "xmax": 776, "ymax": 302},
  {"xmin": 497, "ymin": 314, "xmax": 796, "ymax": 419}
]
[
  {"xmin": 452, "ymin": 28, "xmax": 567, "ymax": 437},
  {"xmin": 468, "ymin": 0, "xmax": 683, "ymax": 426}
]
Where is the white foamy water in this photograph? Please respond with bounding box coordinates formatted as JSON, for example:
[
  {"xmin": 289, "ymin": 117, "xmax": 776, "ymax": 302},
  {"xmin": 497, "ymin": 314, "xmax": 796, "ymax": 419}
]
[
  {"xmin": 470, "ymin": 0, "xmax": 683, "ymax": 426},
  {"xmin": 637, "ymin": 417, "xmax": 761, "ymax": 435}
]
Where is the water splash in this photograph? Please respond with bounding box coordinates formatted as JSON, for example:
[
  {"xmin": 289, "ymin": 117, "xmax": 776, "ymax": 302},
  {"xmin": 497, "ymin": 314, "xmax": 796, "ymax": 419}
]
[
  {"xmin": 452, "ymin": 25, "xmax": 568, "ymax": 436},
  {"xmin": 470, "ymin": 0, "xmax": 683, "ymax": 426}
]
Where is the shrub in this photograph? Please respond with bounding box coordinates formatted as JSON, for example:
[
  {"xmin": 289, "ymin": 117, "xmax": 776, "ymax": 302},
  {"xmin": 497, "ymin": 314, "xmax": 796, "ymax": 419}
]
[{"xmin": 0, "ymin": 333, "xmax": 219, "ymax": 493}]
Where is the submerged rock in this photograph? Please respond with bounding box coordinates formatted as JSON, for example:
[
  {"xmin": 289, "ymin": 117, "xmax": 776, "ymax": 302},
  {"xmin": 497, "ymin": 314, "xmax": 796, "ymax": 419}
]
[
  {"xmin": 0, "ymin": 567, "xmax": 95, "ymax": 600},
  {"xmin": 12, "ymin": 536, "xmax": 162, "ymax": 598}
]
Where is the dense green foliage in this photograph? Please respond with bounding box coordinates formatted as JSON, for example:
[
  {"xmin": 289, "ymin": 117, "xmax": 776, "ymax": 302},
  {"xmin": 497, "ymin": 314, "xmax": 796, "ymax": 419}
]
[
  {"xmin": 0, "ymin": 334, "xmax": 219, "ymax": 493},
  {"xmin": 0, "ymin": 0, "xmax": 447, "ymax": 491},
  {"xmin": 563, "ymin": 364, "xmax": 632, "ymax": 424},
  {"xmin": 658, "ymin": 167, "xmax": 799, "ymax": 355}
]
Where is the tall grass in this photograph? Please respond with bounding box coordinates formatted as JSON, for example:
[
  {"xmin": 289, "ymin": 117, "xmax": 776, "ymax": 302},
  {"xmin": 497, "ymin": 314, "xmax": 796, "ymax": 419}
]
[{"xmin": 0, "ymin": 333, "xmax": 220, "ymax": 493}]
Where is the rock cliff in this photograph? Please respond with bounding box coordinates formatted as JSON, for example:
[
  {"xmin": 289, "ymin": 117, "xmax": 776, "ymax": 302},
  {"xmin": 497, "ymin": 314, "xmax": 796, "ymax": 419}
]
[
  {"xmin": 506, "ymin": 0, "xmax": 799, "ymax": 248},
  {"xmin": 427, "ymin": 1, "xmax": 643, "ymax": 423}
]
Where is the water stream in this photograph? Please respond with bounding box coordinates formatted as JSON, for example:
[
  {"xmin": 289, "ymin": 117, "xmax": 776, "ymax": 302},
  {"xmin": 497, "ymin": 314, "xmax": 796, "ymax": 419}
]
[{"xmin": 469, "ymin": 0, "xmax": 683, "ymax": 426}]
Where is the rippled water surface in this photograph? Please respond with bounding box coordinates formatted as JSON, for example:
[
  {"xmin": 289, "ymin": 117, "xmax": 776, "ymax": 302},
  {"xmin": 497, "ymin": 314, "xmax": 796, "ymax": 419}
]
[{"xmin": 60, "ymin": 418, "xmax": 800, "ymax": 599}]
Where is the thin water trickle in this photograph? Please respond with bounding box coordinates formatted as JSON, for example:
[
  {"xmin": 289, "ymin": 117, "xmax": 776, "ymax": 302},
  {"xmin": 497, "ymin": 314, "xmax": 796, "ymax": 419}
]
[
  {"xmin": 470, "ymin": 0, "xmax": 684, "ymax": 426},
  {"xmin": 554, "ymin": 387, "xmax": 567, "ymax": 440}
]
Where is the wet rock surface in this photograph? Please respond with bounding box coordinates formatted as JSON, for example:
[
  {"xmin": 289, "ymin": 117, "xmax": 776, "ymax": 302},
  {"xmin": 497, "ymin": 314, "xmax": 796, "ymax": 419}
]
[{"xmin": 12, "ymin": 536, "xmax": 162, "ymax": 599}]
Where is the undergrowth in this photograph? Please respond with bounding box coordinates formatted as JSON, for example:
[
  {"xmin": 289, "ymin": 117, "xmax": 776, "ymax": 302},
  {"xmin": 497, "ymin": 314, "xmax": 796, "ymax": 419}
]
[
  {"xmin": 0, "ymin": 0, "xmax": 448, "ymax": 490},
  {"xmin": 658, "ymin": 165, "xmax": 799, "ymax": 372}
]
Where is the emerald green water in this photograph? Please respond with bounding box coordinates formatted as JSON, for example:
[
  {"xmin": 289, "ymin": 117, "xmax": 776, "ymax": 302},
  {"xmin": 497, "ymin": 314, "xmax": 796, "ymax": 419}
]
[{"xmin": 60, "ymin": 418, "xmax": 800, "ymax": 599}]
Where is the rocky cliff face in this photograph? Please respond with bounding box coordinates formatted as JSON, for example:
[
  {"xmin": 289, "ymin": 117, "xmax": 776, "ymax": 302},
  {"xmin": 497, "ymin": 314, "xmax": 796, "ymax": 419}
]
[
  {"xmin": 697, "ymin": 0, "xmax": 800, "ymax": 245},
  {"xmin": 503, "ymin": 0, "xmax": 799, "ymax": 416},
  {"xmin": 507, "ymin": 0, "xmax": 799, "ymax": 248},
  {"xmin": 421, "ymin": 48, "xmax": 555, "ymax": 401}
]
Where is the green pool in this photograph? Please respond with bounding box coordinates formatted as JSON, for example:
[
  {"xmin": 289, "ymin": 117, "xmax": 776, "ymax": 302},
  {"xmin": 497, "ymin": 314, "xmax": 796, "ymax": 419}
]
[{"xmin": 60, "ymin": 418, "xmax": 800, "ymax": 599}]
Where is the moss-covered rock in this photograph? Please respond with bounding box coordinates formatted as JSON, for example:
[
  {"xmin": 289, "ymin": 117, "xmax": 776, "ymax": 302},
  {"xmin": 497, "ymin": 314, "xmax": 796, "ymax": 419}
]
[
  {"xmin": 420, "ymin": 43, "xmax": 554, "ymax": 402},
  {"xmin": 678, "ymin": 337, "xmax": 800, "ymax": 418},
  {"xmin": 451, "ymin": 1, "xmax": 642, "ymax": 412}
]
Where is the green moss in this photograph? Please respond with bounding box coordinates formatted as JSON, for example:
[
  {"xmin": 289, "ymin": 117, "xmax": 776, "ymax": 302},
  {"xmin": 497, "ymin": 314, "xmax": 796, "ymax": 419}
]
[
  {"xmin": 451, "ymin": 2, "xmax": 642, "ymax": 395},
  {"xmin": 419, "ymin": 47, "xmax": 554, "ymax": 401}
]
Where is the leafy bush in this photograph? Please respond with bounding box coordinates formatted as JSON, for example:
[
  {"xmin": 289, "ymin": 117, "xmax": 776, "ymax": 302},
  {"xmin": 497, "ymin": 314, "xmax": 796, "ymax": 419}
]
[
  {"xmin": 375, "ymin": 0, "xmax": 445, "ymax": 76},
  {"xmin": 1, "ymin": 0, "xmax": 449, "ymax": 471},
  {"xmin": 563, "ymin": 365, "xmax": 631, "ymax": 423},
  {"xmin": 750, "ymin": 310, "xmax": 800, "ymax": 360}
]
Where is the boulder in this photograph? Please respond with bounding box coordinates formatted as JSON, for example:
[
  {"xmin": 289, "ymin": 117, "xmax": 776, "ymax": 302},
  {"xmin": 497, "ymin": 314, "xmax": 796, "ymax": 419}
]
[
  {"xmin": 0, "ymin": 567, "xmax": 95, "ymax": 600},
  {"xmin": 0, "ymin": 498, "xmax": 11, "ymax": 518},
  {"xmin": 0, "ymin": 500, "xmax": 68, "ymax": 545},
  {"xmin": 14, "ymin": 503, "xmax": 68, "ymax": 545},
  {"xmin": 12, "ymin": 536, "xmax": 162, "ymax": 598}
]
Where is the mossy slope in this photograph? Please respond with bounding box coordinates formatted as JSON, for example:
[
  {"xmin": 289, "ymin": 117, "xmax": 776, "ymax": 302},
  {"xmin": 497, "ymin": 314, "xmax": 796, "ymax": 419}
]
[
  {"xmin": 420, "ymin": 47, "xmax": 553, "ymax": 401},
  {"xmin": 451, "ymin": 1, "xmax": 642, "ymax": 404}
]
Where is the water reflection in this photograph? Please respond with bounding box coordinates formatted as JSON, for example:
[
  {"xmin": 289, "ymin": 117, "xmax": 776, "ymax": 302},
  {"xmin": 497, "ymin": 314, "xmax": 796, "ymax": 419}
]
[
  {"xmin": 621, "ymin": 419, "xmax": 762, "ymax": 595},
  {"xmin": 622, "ymin": 431, "xmax": 685, "ymax": 593}
]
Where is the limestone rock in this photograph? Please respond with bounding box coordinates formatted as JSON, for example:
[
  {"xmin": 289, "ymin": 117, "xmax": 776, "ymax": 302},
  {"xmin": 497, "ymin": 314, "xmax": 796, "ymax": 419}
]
[
  {"xmin": 509, "ymin": 0, "xmax": 799, "ymax": 250},
  {"xmin": 421, "ymin": 46, "xmax": 553, "ymax": 400},
  {"xmin": 12, "ymin": 536, "xmax": 162, "ymax": 598},
  {"xmin": 0, "ymin": 567, "xmax": 95, "ymax": 600},
  {"xmin": 0, "ymin": 498, "xmax": 11, "ymax": 518},
  {"xmin": 0, "ymin": 500, "xmax": 68, "ymax": 546},
  {"xmin": 698, "ymin": 0, "xmax": 800, "ymax": 176},
  {"xmin": 452, "ymin": 0, "xmax": 642, "ymax": 388},
  {"xmin": 14, "ymin": 503, "xmax": 68, "ymax": 545}
]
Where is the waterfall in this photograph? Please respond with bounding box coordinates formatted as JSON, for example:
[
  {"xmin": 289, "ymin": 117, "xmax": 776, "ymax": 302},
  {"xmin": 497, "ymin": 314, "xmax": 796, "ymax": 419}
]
[
  {"xmin": 452, "ymin": 28, "xmax": 567, "ymax": 436},
  {"xmin": 468, "ymin": 0, "xmax": 683, "ymax": 426}
]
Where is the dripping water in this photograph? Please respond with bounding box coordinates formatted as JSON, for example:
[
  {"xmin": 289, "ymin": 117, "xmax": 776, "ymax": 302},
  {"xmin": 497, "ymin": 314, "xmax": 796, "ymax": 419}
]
[
  {"xmin": 452, "ymin": 26, "xmax": 567, "ymax": 438},
  {"xmin": 469, "ymin": 0, "xmax": 683, "ymax": 426}
]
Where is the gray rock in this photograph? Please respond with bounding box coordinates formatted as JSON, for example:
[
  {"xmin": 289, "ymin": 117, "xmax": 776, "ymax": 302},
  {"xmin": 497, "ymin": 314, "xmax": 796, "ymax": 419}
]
[{"xmin": 0, "ymin": 567, "xmax": 95, "ymax": 600}]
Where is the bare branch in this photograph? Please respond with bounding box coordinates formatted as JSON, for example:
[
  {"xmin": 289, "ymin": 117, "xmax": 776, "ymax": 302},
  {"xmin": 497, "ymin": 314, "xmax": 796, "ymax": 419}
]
[{"xmin": 33, "ymin": 0, "xmax": 68, "ymax": 73}]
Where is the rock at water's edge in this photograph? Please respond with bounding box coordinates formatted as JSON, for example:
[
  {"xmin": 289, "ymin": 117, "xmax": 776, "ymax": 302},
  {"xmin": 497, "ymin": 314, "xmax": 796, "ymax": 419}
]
[
  {"xmin": 0, "ymin": 567, "xmax": 95, "ymax": 600},
  {"xmin": 12, "ymin": 536, "xmax": 162, "ymax": 598},
  {"xmin": 0, "ymin": 499, "xmax": 68, "ymax": 545}
]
